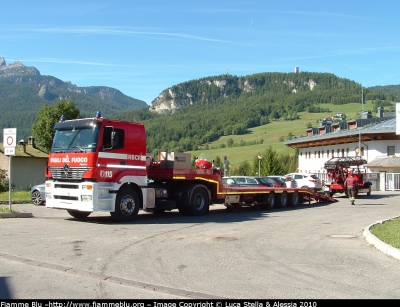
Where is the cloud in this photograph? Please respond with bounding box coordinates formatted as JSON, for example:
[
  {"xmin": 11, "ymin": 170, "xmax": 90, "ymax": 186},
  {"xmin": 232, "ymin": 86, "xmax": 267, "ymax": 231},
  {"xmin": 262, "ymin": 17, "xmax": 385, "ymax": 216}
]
[{"xmin": 14, "ymin": 26, "xmax": 235, "ymax": 44}]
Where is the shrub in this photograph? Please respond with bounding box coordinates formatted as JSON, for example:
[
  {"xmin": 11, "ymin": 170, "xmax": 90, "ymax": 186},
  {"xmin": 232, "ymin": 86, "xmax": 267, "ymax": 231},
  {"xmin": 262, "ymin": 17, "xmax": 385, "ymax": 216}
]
[{"xmin": 0, "ymin": 168, "xmax": 14, "ymax": 192}]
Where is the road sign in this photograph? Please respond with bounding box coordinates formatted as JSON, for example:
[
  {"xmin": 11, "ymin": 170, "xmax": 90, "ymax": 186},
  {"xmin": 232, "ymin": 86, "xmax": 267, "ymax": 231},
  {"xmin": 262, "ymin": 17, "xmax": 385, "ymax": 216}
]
[
  {"xmin": 3, "ymin": 128, "xmax": 17, "ymax": 156},
  {"xmin": 4, "ymin": 147, "xmax": 15, "ymax": 156},
  {"xmin": 3, "ymin": 128, "xmax": 17, "ymax": 147}
]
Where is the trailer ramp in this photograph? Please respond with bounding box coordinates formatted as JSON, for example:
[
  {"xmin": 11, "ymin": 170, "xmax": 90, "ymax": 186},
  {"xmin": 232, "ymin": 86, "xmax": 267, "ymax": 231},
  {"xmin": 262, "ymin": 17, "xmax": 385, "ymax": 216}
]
[{"xmin": 301, "ymin": 188, "xmax": 338, "ymax": 204}]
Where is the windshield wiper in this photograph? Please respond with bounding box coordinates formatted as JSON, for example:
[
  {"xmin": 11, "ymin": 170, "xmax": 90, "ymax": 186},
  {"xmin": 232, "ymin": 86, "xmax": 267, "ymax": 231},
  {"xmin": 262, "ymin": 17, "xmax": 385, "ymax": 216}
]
[{"xmin": 72, "ymin": 145, "xmax": 86, "ymax": 153}]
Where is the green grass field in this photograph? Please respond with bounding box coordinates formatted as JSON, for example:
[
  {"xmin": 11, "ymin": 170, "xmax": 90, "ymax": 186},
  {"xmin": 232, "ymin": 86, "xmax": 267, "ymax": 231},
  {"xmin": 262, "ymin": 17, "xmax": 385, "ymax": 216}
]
[{"xmin": 189, "ymin": 101, "xmax": 377, "ymax": 166}]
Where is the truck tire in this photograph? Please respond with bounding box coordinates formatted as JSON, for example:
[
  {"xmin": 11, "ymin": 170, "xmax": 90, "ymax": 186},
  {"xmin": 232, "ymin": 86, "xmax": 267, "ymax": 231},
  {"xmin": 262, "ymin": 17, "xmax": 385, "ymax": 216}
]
[
  {"xmin": 277, "ymin": 191, "xmax": 288, "ymax": 208},
  {"xmin": 289, "ymin": 191, "xmax": 300, "ymax": 207},
  {"xmin": 67, "ymin": 210, "xmax": 91, "ymax": 220},
  {"xmin": 111, "ymin": 187, "xmax": 140, "ymax": 222},
  {"xmin": 187, "ymin": 187, "xmax": 209, "ymax": 216},
  {"xmin": 265, "ymin": 192, "xmax": 275, "ymax": 210}
]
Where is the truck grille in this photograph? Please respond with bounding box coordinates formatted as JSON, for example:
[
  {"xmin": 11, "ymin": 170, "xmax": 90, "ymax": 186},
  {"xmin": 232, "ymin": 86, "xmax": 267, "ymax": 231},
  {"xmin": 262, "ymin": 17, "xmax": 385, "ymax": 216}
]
[{"xmin": 49, "ymin": 167, "xmax": 90, "ymax": 180}]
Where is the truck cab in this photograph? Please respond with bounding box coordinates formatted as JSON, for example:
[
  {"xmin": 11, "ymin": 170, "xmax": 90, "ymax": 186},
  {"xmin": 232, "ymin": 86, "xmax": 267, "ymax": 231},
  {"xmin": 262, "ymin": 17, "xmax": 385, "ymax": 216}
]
[{"xmin": 45, "ymin": 114, "xmax": 150, "ymax": 222}]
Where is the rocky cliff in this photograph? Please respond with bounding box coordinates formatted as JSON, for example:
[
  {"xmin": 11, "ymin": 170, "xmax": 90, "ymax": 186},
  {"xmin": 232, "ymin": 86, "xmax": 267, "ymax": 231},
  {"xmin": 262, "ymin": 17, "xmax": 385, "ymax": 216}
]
[{"xmin": 149, "ymin": 74, "xmax": 319, "ymax": 114}]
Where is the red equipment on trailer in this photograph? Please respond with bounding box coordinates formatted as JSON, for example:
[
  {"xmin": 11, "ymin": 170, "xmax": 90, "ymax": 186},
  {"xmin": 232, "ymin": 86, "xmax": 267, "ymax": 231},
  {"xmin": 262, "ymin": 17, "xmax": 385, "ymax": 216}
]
[{"xmin": 324, "ymin": 156, "xmax": 372, "ymax": 197}]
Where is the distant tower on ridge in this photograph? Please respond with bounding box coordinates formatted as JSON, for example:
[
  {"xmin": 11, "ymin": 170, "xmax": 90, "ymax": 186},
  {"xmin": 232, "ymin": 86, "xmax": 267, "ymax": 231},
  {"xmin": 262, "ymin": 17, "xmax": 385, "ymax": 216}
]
[{"xmin": 295, "ymin": 67, "xmax": 299, "ymax": 73}]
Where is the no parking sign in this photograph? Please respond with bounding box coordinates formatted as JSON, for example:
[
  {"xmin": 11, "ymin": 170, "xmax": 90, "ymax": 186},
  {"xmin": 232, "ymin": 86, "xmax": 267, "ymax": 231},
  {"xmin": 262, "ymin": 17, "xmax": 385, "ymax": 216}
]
[{"xmin": 3, "ymin": 128, "xmax": 17, "ymax": 155}]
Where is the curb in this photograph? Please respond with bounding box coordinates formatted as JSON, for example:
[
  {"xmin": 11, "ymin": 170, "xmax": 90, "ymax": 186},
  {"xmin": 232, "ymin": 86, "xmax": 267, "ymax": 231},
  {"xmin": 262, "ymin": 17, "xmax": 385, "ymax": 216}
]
[
  {"xmin": 0, "ymin": 212, "xmax": 33, "ymax": 218},
  {"xmin": 363, "ymin": 216, "xmax": 400, "ymax": 261}
]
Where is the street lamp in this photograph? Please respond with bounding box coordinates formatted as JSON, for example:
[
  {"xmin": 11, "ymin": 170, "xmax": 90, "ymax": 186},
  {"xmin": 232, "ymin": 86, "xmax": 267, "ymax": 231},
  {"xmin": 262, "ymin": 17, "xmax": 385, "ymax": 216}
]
[{"xmin": 258, "ymin": 155, "xmax": 262, "ymax": 176}]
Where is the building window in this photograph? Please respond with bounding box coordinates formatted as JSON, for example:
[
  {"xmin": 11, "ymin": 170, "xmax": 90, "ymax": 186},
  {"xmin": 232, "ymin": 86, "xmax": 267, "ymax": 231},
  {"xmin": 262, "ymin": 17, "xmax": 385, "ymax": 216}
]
[
  {"xmin": 318, "ymin": 151, "xmax": 321, "ymax": 158},
  {"xmin": 361, "ymin": 147, "xmax": 364, "ymax": 156},
  {"xmin": 387, "ymin": 146, "xmax": 395, "ymax": 156},
  {"xmin": 331, "ymin": 150, "xmax": 334, "ymax": 158},
  {"xmin": 322, "ymin": 150, "xmax": 324, "ymax": 158},
  {"xmin": 337, "ymin": 149, "xmax": 340, "ymax": 157},
  {"xmin": 315, "ymin": 151, "xmax": 317, "ymax": 158},
  {"xmin": 346, "ymin": 148, "xmax": 349, "ymax": 157},
  {"xmin": 341, "ymin": 149, "xmax": 344, "ymax": 157}
]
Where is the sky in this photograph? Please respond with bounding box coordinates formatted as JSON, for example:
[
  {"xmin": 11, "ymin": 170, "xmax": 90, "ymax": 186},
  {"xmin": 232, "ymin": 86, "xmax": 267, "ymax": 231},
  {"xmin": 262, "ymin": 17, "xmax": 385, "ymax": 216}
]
[{"xmin": 1, "ymin": 0, "xmax": 400, "ymax": 105}]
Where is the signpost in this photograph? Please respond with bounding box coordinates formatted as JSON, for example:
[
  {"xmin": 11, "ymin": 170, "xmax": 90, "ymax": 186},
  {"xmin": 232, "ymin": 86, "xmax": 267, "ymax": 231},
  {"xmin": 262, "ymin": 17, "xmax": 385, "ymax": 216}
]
[
  {"xmin": 3, "ymin": 128, "xmax": 16, "ymax": 210},
  {"xmin": 224, "ymin": 156, "xmax": 227, "ymax": 177},
  {"xmin": 396, "ymin": 103, "xmax": 400, "ymax": 135}
]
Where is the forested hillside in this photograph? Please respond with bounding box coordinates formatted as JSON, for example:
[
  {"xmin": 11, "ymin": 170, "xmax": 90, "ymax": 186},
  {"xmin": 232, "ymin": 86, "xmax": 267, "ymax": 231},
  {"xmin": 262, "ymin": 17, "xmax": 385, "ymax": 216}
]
[
  {"xmin": 118, "ymin": 72, "xmax": 398, "ymax": 156},
  {"xmin": 1, "ymin": 60, "xmax": 399, "ymax": 153},
  {"xmin": 368, "ymin": 85, "xmax": 400, "ymax": 101}
]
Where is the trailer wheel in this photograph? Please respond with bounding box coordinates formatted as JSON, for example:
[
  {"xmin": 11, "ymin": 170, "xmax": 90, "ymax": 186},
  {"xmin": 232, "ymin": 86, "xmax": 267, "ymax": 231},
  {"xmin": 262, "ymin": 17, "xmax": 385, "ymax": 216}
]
[
  {"xmin": 111, "ymin": 187, "xmax": 140, "ymax": 222},
  {"xmin": 67, "ymin": 210, "xmax": 91, "ymax": 220},
  {"xmin": 187, "ymin": 187, "xmax": 209, "ymax": 216},
  {"xmin": 265, "ymin": 192, "xmax": 276, "ymax": 210},
  {"xmin": 277, "ymin": 191, "xmax": 288, "ymax": 208},
  {"xmin": 289, "ymin": 191, "xmax": 300, "ymax": 207}
]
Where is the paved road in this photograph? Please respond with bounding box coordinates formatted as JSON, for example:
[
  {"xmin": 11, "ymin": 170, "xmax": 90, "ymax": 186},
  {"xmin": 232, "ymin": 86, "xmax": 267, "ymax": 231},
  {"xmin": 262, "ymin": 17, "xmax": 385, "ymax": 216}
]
[{"xmin": 1, "ymin": 191, "xmax": 400, "ymax": 299}]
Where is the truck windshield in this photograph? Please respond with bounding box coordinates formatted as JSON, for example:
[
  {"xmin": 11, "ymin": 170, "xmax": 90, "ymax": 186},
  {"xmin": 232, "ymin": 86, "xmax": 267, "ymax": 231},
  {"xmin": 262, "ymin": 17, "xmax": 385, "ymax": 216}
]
[{"xmin": 51, "ymin": 126, "xmax": 100, "ymax": 153}]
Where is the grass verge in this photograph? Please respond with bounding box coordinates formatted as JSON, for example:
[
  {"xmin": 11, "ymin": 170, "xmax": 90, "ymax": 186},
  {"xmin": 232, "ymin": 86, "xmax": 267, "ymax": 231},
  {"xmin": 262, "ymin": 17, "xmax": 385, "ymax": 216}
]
[
  {"xmin": 370, "ymin": 217, "xmax": 400, "ymax": 249},
  {"xmin": 0, "ymin": 190, "xmax": 31, "ymax": 204}
]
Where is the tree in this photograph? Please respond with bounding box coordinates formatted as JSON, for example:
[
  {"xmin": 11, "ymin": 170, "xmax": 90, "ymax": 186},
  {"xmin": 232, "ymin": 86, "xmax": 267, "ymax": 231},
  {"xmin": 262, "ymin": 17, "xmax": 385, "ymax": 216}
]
[
  {"xmin": 32, "ymin": 99, "xmax": 80, "ymax": 153},
  {"xmin": 255, "ymin": 146, "xmax": 284, "ymax": 176},
  {"xmin": 233, "ymin": 160, "xmax": 252, "ymax": 176}
]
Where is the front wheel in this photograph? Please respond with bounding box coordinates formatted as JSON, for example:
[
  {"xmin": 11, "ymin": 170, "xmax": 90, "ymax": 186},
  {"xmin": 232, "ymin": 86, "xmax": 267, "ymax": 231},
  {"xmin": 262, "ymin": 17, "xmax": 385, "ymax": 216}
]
[
  {"xmin": 67, "ymin": 210, "xmax": 91, "ymax": 220},
  {"xmin": 187, "ymin": 187, "xmax": 209, "ymax": 216},
  {"xmin": 110, "ymin": 187, "xmax": 140, "ymax": 222},
  {"xmin": 32, "ymin": 190, "xmax": 45, "ymax": 206}
]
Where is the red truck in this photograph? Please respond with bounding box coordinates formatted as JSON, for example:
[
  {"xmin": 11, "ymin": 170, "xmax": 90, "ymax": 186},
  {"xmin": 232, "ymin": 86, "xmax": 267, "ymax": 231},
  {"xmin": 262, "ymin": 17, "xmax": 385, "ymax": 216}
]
[
  {"xmin": 45, "ymin": 113, "xmax": 334, "ymax": 222},
  {"xmin": 323, "ymin": 156, "xmax": 372, "ymax": 197}
]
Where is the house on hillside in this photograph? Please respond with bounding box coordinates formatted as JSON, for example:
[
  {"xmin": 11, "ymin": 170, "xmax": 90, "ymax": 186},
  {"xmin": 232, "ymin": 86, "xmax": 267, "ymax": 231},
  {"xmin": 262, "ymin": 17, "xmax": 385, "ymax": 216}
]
[
  {"xmin": 334, "ymin": 113, "xmax": 346, "ymax": 120},
  {"xmin": 284, "ymin": 106, "xmax": 400, "ymax": 191},
  {"xmin": 0, "ymin": 137, "xmax": 48, "ymax": 190}
]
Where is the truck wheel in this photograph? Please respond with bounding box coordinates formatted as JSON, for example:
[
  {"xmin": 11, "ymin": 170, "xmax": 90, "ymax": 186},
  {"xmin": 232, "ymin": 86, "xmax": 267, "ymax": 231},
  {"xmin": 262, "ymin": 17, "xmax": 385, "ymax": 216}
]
[
  {"xmin": 187, "ymin": 187, "xmax": 209, "ymax": 216},
  {"xmin": 289, "ymin": 191, "xmax": 300, "ymax": 207},
  {"xmin": 111, "ymin": 187, "xmax": 140, "ymax": 222},
  {"xmin": 277, "ymin": 191, "xmax": 288, "ymax": 208},
  {"xmin": 266, "ymin": 192, "xmax": 275, "ymax": 210},
  {"xmin": 67, "ymin": 210, "xmax": 91, "ymax": 220}
]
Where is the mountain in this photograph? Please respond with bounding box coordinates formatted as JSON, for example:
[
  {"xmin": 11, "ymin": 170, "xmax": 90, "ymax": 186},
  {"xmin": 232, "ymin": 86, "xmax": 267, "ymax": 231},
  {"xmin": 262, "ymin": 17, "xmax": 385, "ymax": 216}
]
[
  {"xmin": 121, "ymin": 72, "xmax": 399, "ymax": 154},
  {"xmin": 0, "ymin": 57, "xmax": 148, "ymax": 139},
  {"xmin": 148, "ymin": 72, "xmax": 399, "ymax": 115}
]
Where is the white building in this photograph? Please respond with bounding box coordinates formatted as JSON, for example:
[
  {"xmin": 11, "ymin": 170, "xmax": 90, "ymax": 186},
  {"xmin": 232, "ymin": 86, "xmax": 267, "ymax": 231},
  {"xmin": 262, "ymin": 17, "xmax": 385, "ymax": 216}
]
[{"xmin": 284, "ymin": 110, "xmax": 400, "ymax": 191}]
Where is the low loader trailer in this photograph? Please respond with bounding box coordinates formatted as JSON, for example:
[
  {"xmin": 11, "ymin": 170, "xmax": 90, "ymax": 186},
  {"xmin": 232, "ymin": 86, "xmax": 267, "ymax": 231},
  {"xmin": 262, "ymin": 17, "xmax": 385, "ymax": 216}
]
[{"xmin": 45, "ymin": 114, "xmax": 336, "ymax": 222}]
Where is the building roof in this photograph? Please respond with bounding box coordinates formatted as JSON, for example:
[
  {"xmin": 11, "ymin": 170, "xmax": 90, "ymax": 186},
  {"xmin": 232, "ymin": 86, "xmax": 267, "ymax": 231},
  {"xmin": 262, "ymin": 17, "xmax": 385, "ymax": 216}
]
[
  {"xmin": 284, "ymin": 117, "xmax": 398, "ymax": 148},
  {"xmin": 0, "ymin": 142, "xmax": 48, "ymax": 158},
  {"xmin": 365, "ymin": 156, "xmax": 400, "ymax": 168}
]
